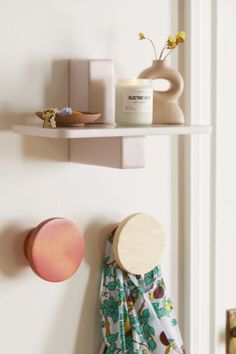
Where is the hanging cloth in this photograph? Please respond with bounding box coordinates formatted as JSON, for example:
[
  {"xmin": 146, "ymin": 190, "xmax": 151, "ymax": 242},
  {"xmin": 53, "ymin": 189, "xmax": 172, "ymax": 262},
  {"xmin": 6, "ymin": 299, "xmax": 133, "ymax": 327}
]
[{"xmin": 100, "ymin": 230, "xmax": 186, "ymax": 354}]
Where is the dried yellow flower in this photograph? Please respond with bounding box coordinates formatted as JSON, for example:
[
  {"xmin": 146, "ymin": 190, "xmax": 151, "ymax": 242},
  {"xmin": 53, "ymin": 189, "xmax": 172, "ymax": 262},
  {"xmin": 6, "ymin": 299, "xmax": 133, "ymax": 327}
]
[
  {"xmin": 138, "ymin": 32, "xmax": 145, "ymax": 40},
  {"xmin": 167, "ymin": 35, "xmax": 177, "ymax": 49},
  {"xmin": 176, "ymin": 31, "xmax": 186, "ymax": 43}
]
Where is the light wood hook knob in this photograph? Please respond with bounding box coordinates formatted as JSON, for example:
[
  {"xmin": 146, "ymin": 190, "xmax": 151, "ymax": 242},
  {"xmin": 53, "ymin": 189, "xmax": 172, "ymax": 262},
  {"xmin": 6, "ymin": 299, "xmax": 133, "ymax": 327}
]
[{"xmin": 113, "ymin": 213, "xmax": 165, "ymax": 275}]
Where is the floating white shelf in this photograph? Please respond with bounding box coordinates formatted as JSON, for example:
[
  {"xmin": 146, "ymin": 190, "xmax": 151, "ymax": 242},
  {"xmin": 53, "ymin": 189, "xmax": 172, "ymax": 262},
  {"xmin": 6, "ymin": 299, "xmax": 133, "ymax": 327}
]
[
  {"xmin": 13, "ymin": 124, "xmax": 212, "ymax": 169},
  {"xmin": 13, "ymin": 123, "xmax": 212, "ymax": 139}
]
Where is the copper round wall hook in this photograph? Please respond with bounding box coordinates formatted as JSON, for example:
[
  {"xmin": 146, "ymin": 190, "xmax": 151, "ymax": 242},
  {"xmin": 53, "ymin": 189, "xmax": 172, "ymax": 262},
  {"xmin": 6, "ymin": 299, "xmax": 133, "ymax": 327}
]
[{"xmin": 24, "ymin": 218, "xmax": 84, "ymax": 282}]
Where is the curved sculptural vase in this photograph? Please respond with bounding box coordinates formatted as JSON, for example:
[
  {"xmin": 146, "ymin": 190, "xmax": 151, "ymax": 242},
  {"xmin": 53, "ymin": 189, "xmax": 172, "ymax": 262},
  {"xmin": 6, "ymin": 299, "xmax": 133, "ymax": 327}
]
[{"xmin": 138, "ymin": 60, "xmax": 184, "ymax": 124}]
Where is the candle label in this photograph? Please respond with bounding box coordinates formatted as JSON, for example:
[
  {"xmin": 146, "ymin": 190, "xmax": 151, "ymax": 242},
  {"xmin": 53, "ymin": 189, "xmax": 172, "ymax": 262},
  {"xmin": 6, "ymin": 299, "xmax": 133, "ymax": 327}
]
[{"xmin": 123, "ymin": 89, "xmax": 152, "ymax": 113}]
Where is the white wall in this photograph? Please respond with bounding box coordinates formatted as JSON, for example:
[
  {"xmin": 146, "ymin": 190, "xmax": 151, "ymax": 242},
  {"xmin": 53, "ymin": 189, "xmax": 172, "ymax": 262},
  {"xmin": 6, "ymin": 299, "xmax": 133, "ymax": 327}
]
[{"xmin": 0, "ymin": 1, "xmax": 182, "ymax": 353}]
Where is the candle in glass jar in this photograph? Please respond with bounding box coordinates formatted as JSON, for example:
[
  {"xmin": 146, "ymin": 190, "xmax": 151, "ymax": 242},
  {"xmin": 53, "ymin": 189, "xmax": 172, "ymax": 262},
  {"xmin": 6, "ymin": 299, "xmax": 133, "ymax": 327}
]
[{"xmin": 115, "ymin": 79, "xmax": 153, "ymax": 126}]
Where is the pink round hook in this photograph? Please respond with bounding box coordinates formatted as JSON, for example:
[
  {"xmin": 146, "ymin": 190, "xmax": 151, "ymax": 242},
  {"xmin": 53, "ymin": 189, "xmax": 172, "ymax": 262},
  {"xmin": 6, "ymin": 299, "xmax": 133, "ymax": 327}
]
[{"xmin": 24, "ymin": 218, "xmax": 84, "ymax": 282}]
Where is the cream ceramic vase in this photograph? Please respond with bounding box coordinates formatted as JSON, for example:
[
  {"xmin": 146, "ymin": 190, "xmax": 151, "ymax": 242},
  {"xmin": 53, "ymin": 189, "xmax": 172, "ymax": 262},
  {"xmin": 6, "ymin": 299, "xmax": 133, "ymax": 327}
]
[{"xmin": 138, "ymin": 60, "xmax": 184, "ymax": 124}]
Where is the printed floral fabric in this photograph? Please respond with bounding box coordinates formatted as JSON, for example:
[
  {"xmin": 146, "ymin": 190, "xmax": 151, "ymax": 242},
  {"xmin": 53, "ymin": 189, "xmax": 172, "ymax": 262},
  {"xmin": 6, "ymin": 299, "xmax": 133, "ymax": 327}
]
[{"xmin": 100, "ymin": 230, "xmax": 186, "ymax": 354}]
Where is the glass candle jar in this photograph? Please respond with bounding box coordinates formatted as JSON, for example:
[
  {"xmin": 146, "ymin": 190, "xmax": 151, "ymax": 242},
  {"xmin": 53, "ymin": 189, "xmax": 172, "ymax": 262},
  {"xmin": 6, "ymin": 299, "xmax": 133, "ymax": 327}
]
[{"xmin": 115, "ymin": 79, "xmax": 153, "ymax": 126}]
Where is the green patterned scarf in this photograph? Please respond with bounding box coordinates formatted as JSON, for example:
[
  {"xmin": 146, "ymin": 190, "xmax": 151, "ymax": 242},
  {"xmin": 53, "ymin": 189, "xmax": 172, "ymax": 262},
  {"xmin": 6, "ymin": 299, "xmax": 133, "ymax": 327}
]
[{"xmin": 100, "ymin": 230, "xmax": 186, "ymax": 354}]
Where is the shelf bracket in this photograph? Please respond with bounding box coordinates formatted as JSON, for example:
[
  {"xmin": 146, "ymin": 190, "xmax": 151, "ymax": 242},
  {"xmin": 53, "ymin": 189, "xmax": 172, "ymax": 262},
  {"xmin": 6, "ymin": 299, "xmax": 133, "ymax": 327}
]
[{"xmin": 69, "ymin": 136, "xmax": 146, "ymax": 169}]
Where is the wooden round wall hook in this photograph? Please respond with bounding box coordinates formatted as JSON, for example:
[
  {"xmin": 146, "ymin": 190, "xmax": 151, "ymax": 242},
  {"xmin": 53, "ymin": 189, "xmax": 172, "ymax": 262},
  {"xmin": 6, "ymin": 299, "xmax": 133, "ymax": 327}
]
[
  {"xmin": 24, "ymin": 218, "xmax": 84, "ymax": 282},
  {"xmin": 113, "ymin": 213, "xmax": 165, "ymax": 275}
]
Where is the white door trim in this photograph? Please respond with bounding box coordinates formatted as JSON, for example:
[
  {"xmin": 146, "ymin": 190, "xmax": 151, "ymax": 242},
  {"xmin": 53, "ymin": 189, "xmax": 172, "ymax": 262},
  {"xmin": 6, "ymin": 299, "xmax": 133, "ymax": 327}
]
[
  {"xmin": 209, "ymin": 0, "xmax": 218, "ymax": 352},
  {"xmin": 181, "ymin": 0, "xmax": 215, "ymax": 352}
]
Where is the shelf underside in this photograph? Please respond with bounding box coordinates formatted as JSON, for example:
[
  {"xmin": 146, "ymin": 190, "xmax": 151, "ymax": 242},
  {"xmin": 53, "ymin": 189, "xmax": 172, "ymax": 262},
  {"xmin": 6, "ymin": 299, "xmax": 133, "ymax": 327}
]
[
  {"xmin": 13, "ymin": 123, "xmax": 212, "ymax": 139},
  {"xmin": 13, "ymin": 123, "xmax": 212, "ymax": 169}
]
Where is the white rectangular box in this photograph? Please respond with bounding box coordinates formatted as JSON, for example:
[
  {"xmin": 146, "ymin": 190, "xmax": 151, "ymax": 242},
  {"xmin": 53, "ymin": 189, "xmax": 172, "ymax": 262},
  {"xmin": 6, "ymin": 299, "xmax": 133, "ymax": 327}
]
[{"xmin": 69, "ymin": 59, "xmax": 115, "ymax": 124}]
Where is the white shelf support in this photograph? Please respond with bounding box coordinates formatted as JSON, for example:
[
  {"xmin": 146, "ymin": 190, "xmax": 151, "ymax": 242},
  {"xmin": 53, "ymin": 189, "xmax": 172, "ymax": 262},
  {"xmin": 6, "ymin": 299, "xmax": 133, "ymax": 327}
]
[
  {"xmin": 121, "ymin": 136, "xmax": 145, "ymax": 169},
  {"xmin": 69, "ymin": 136, "xmax": 145, "ymax": 169}
]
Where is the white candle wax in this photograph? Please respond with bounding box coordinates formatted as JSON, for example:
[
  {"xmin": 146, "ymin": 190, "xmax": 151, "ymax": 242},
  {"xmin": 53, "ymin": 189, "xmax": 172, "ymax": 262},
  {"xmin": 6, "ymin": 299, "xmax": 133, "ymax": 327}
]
[{"xmin": 115, "ymin": 79, "xmax": 153, "ymax": 126}]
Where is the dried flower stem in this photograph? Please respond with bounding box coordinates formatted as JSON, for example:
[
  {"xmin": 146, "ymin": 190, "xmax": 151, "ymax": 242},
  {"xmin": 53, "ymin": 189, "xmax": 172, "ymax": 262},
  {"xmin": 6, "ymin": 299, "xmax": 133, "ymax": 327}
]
[
  {"xmin": 159, "ymin": 42, "xmax": 167, "ymax": 60},
  {"xmin": 145, "ymin": 37, "xmax": 158, "ymax": 60},
  {"xmin": 163, "ymin": 47, "xmax": 176, "ymax": 60}
]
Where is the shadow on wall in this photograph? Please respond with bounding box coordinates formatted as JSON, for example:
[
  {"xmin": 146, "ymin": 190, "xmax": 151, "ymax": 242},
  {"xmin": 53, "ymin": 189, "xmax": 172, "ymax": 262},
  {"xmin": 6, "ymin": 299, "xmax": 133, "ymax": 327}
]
[
  {"xmin": 0, "ymin": 222, "xmax": 29, "ymax": 278},
  {"xmin": 72, "ymin": 220, "xmax": 114, "ymax": 354},
  {"xmin": 41, "ymin": 219, "xmax": 114, "ymax": 354},
  {"xmin": 0, "ymin": 60, "xmax": 69, "ymax": 162}
]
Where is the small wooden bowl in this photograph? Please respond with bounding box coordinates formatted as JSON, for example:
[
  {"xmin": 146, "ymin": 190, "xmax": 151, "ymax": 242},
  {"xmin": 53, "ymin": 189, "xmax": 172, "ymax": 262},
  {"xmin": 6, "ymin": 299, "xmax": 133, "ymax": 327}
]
[{"xmin": 35, "ymin": 111, "xmax": 101, "ymax": 127}]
